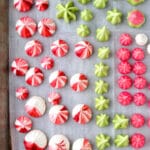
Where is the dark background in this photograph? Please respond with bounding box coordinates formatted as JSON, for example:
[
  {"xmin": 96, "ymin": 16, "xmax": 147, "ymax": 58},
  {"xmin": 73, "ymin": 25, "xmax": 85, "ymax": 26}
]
[{"xmin": 0, "ymin": 0, "xmax": 10, "ymax": 149}]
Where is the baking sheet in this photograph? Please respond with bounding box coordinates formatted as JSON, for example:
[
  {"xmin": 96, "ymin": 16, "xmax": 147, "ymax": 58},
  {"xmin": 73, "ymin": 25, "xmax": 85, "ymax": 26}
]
[{"xmin": 9, "ymin": 0, "xmax": 150, "ymax": 149}]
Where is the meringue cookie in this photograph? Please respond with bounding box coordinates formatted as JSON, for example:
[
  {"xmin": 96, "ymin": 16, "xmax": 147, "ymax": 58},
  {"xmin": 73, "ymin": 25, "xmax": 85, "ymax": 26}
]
[
  {"xmin": 93, "ymin": 0, "xmax": 108, "ymax": 9},
  {"xmin": 98, "ymin": 47, "xmax": 111, "ymax": 59},
  {"xmin": 114, "ymin": 134, "xmax": 129, "ymax": 147},
  {"xmin": 96, "ymin": 134, "xmax": 110, "ymax": 150},
  {"xmin": 135, "ymin": 33, "xmax": 148, "ymax": 46},
  {"xmin": 106, "ymin": 8, "xmax": 123, "ymax": 25},
  {"xmin": 72, "ymin": 138, "xmax": 92, "ymax": 150},
  {"xmin": 78, "ymin": 0, "xmax": 91, "ymax": 4},
  {"xmin": 24, "ymin": 130, "xmax": 47, "ymax": 150},
  {"xmin": 56, "ymin": 1, "xmax": 79, "ymax": 23},
  {"xmin": 147, "ymin": 43, "xmax": 150, "ymax": 54},
  {"xmin": 81, "ymin": 9, "xmax": 94, "ymax": 21},
  {"xmin": 77, "ymin": 24, "xmax": 90, "ymax": 37},
  {"xmin": 112, "ymin": 114, "xmax": 129, "ymax": 129},
  {"xmin": 49, "ymin": 134, "xmax": 70, "ymax": 150},
  {"xmin": 96, "ymin": 26, "xmax": 111, "ymax": 42},
  {"xmin": 25, "ymin": 96, "xmax": 46, "ymax": 118}
]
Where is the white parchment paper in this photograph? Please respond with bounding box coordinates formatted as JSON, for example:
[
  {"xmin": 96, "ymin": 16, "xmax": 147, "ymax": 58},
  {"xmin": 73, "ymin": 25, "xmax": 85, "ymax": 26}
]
[{"xmin": 9, "ymin": 0, "xmax": 150, "ymax": 149}]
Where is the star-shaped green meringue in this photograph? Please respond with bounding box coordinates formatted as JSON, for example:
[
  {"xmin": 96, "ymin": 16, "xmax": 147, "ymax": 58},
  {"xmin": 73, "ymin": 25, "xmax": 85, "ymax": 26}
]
[
  {"xmin": 96, "ymin": 26, "xmax": 111, "ymax": 42},
  {"xmin": 56, "ymin": 1, "xmax": 79, "ymax": 23},
  {"xmin": 93, "ymin": 0, "xmax": 108, "ymax": 9},
  {"xmin": 112, "ymin": 114, "xmax": 129, "ymax": 129},
  {"xmin": 98, "ymin": 47, "xmax": 111, "ymax": 59},
  {"xmin": 114, "ymin": 134, "xmax": 129, "ymax": 147},
  {"xmin": 78, "ymin": 0, "xmax": 91, "ymax": 4},
  {"xmin": 96, "ymin": 114, "xmax": 110, "ymax": 127},
  {"xmin": 95, "ymin": 62, "xmax": 110, "ymax": 77},
  {"xmin": 96, "ymin": 134, "xmax": 110, "ymax": 150},
  {"xmin": 77, "ymin": 24, "xmax": 90, "ymax": 37},
  {"xmin": 128, "ymin": 0, "xmax": 144, "ymax": 6},
  {"xmin": 106, "ymin": 8, "xmax": 123, "ymax": 25},
  {"xmin": 81, "ymin": 9, "xmax": 94, "ymax": 22},
  {"xmin": 95, "ymin": 80, "xmax": 109, "ymax": 94},
  {"xmin": 95, "ymin": 96, "xmax": 110, "ymax": 111}
]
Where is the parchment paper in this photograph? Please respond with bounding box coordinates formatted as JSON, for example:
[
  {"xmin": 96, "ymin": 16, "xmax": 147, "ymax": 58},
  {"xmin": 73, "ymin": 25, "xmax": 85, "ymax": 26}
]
[{"xmin": 9, "ymin": 0, "xmax": 150, "ymax": 149}]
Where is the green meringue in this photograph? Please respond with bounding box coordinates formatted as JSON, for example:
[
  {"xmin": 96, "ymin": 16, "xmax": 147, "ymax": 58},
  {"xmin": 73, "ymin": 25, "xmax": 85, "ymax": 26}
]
[
  {"xmin": 95, "ymin": 80, "xmax": 109, "ymax": 94},
  {"xmin": 93, "ymin": 0, "xmax": 108, "ymax": 9},
  {"xmin": 96, "ymin": 114, "xmax": 110, "ymax": 127},
  {"xmin": 96, "ymin": 134, "xmax": 110, "ymax": 150},
  {"xmin": 56, "ymin": 1, "xmax": 79, "ymax": 23},
  {"xmin": 106, "ymin": 9, "xmax": 123, "ymax": 25},
  {"xmin": 98, "ymin": 47, "xmax": 111, "ymax": 59},
  {"xmin": 95, "ymin": 96, "xmax": 110, "ymax": 111},
  {"xmin": 127, "ymin": 0, "xmax": 144, "ymax": 6},
  {"xmin": 95, "ymin": 62, "xmax": 110, "ymax": 77},
  {"xmin": 77, "ymin": 24, "xmax": 90, "ymax": 37},
  {"xmin": 112, "ymin": 114, "xmax": 129, "ymax": 129},
  {"xmin": 78, "ymin": 0, "xmax": 91, "ymax": 4},
  {"xmin": 114, "ymin": 134, "xmax": 129, "ymax": 148},
  {"xmin": 81, "ymin": 9, "xmax": 94, "ymax": 22},
  {"xmin": 96, "ymin": 26, "xmax": 111, "ymax": 42}
]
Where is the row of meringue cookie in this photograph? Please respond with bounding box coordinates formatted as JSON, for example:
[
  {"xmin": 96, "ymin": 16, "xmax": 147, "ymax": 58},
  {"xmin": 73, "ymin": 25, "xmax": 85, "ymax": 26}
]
[
  {"xmin": 94, "ymin": 45, "xmax": 112, "ymax": 150},
  {"xmin": 16, "ymin": 16, "xmax": 56, "ymax": 38},
  {"xmin": 96, "ymin": 132, "xmax": 146, "ymax": 149},
  {"xmin": 11, "ymin": 62, "xmax": 89, "ymax": 91},
  {"xmin": 14, "ymin": 0, "xmax": 49, "ymax": 12},
  {"xmin": 15, "ymin": 96, "xmax": 92, "ymax": 125},
  {"xmin": 23, "ymin": 39, "xmax": 94, "ymax": 59},
  {"xmin": 23, "ymin": 129, "xmax": 93, "ymax": 150}
]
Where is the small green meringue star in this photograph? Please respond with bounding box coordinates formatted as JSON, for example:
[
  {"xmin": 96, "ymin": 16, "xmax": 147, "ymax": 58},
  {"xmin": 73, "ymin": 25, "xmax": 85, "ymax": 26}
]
[
  {"xmin": 56, "ymin": 1, "xmax": 79, "ymax": 23},
  {"xmin": 98, "ymin": 47, "xmax": 111, "ymax": 59},
  {"xmin": 95, "ymin": 62, "xmax": 110, "ymax": 77},
  {"xmin": 114, "ymin": 134, "xmax": 129, "ymax": 147},
  {"xmin": 77, "ymin": 24, "xmax": 90, "ymax": 37},
  {"xmin": 106, "ymin": 9, "xmax": 123, "ymax": 25},
  {"xmin": 95, "ymin": 80, "xmax": 109, "ymax": 94},
  {"xmin": 96, "ymin": 26, "xmax": 111, "ymax": 42},
  {"xmin": 112, "ymin": 114, "xmax": 129, "ymax": 129},
  {"xmin": 81, "ymin": 9, "xmax": 94, "ymax": 21},
  {"xmin": 95, "ymin": 96, "xmax": 110, "ymax": 111},
  {"xmin": 93, "ymin": 0, "xmax": 108, "ymax": 9},
  {"xmin": 96, "ymin": 114, "xmax": 110, "ymax": 127},
  {"xmin": 78, "ymin": 0, "xmax": 91, "ymax": 4},
  {"xmin": 96, "ymin": 134, "xmax": 110, "ymax": 150},
  {"xmin": 128, "ymin": 0, "xmax": 144, "ymax": 6}
]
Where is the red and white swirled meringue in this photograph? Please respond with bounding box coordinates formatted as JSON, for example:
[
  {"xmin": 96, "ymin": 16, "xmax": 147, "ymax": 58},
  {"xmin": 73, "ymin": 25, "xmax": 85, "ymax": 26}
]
[
  {"xmin": 24, "ymin": 130, "xmax": 47, "ymax": 150},
  {"xmin": 72, "ymin": 104, "xmax": 92, "ymax": 124},
  {"xmin": 25, "ymin": 40, "xmax": 43, "ymax": 57},
  {"xmin": 25, "ymin": 96, "xmax": 46, "ymax": 118},
  {"xmin": 48, "ymin": 134, "xmax": 70, "ymax": 150},
  {"xmin": 16, "ymin": 86, "xmax": 29, "ymax": 100},
  {"xmin": 16, "ymin": 16, "xmax": 37, "ymax": 38},
  {"xmin": 14, "ymin": 0, "xmax": 34, "ymax": 12},
  {"xmin": 49, "ymin": 105, "xmax": 69, "ymax": 125},
  {"xmin": 15, "ymin": 116, "xmax": 32, "ymax": 133},
  {"xmin": 49, "ymin": 70, "xmax": 68, "ymax": 89},
  {"xmin": 75, "ymin": 41, "xmax": 93, "ymax": 59},
  {"xmin": 51, "ymin": 39, "xmax": 69, "ymax": 57},
  {"xmin": 41, "ymin": 56, "xmax": 54, "ymax": 70},
  {"xmin": 38, "ymin": 18, "xmax": 56, "ymax": 37},
  {"xmin": 35, "ymin": 0, "xmax": 49, "ymax": 11},
  {"xmin": 70, "ymin": 73, "xmax": 89, "ymax": 92},
  {"xmin": 25, "ymin": 67, "xmax": 44, "ymax": 86},
  {"xmin": 72, "ymin": 138, "xmax": 92, "ymax": 150},
  {"xmin": 11, "ymin": 58, "xmax": 29, "ymax": 76},
  {"xmin": 48, "ymin": 92, "xmax": 61, "ymax": 105}
]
